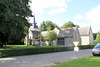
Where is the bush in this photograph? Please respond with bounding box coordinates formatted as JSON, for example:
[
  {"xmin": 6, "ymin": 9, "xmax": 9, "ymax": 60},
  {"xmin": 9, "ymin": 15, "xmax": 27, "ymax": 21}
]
[
  {"xmin": 0, "ymin": 45, "xmax": 95, "ymax": 57},
  {"xmin": 79, "ymin": 45, "xmax": 95, "ymax": 50},
  {"xmin": 1, "ymin": 48, "xmax": 54, "ymax": 57},
  {"xmin": 94, "ymin": 40, "xmax": 98, "ymax": 45}
]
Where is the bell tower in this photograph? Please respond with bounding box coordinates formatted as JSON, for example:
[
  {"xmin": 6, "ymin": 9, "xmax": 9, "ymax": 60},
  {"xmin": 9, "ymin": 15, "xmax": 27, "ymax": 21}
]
[{"xmin": 33, "ymin": 14, "xmax": 38, "ymax": 28}]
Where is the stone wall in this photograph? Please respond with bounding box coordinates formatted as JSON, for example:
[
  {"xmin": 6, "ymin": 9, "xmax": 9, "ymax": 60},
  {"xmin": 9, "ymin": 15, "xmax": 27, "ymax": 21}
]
[
  {"xmin": 65, "ymin": 37, "xmax": 73, "ymax": 46},
  {"xmin": 73, "ymin": 27, "xmax": 81, "ymax": 45},
  {"xmin": 89, "ymin": 28, "xmax": 94, "ymax": 44}
]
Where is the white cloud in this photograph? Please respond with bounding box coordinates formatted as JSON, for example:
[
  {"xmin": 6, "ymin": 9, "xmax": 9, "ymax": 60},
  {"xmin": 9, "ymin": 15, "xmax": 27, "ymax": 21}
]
[
  {"xmin": 78, "ymin": 23, "xmax": 90, "ymax": 27},
  {"xmin": 52, "ymin": 18, "xmax": 59, "ymax": 23},
  {"xmin": 67, "ymin": 0, "xmax": 70, "ymax": 2},
  {"xmin": 28, "ymin": 0, "xmax": 67, "ymax": 26},
  {"xmin": 85, "ymin": 5, "xmax": 100, "ymax": 23},
  {"xmin": 75, "ymin": 15, "xmax": 83, "ymax": 19},
  {"xmin": 48, "ymin": 8, "xmax": 66, "ymax": 15},
  {"xmin": 85, "ymin": 5, "xmax": 100, "ymax": 33},
  {"xmin": 77, "ymin": 23, "xmax": 98, "ymax": 33},
  {"xmin": 29, "ymin": 0, "xmax": 67, "ymax": 15},
  {"xmin": 52, "ymin": 18, "xmax": 63, "ymax": 26}
]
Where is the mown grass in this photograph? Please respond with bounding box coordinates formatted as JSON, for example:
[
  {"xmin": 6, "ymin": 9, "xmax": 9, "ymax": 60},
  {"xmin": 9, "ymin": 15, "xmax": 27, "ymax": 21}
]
[
  {"xmin": 51, "ymin": 56, "xmax": 100, "ymax": 67},
  {"xmin": 0, "ymin": 45, "xmax": 36, "ymax": 50},
  {"xmin": 0, "ymin": 45, "xmax": 56, "ymax": 50}
]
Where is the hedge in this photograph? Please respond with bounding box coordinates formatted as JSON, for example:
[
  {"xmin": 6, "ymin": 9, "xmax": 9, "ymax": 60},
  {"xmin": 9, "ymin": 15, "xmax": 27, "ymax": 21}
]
[
  {"xmin": 79, "ymin": 45, "xmax": 95, "ymax": 49},
  {"xmin": 0, "ymin": 45, "xmax": 95, "ymax": 58}
]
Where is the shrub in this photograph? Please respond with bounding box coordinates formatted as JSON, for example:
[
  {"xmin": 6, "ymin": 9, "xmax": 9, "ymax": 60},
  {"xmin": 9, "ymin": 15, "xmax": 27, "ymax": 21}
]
[
  {"xmin": 79, "ymin": 45, "xmax": 95, "ymax": 50},
  {"xmin": 0, "ymin": 45, "xmax": 95, "ymax": 57}
]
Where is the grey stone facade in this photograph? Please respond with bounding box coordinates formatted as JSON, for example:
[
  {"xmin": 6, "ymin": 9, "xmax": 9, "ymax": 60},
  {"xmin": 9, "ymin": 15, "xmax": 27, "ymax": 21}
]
[{"xmin": 55, "ymin": 27, "xmax": 81, "ymax": 46}]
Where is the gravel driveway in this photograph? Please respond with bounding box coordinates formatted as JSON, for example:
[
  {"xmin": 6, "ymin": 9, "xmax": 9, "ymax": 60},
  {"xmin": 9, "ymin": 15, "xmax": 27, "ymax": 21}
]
[{"xmin": 0, "ymin": 49, "xmax": 92, "ymax": 67}]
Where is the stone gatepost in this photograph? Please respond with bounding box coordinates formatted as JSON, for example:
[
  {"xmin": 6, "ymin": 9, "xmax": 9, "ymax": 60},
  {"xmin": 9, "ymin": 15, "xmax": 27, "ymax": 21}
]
[{"xmin": 26, "ymin": 34, "xmax": 30, "ymax": 46}]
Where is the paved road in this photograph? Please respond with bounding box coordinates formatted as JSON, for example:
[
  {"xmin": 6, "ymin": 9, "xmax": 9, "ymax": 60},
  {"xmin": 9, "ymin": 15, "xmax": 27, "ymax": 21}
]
[{"xmin": 0, "ymin": 49, "xmax": 92, "ymax": 67}]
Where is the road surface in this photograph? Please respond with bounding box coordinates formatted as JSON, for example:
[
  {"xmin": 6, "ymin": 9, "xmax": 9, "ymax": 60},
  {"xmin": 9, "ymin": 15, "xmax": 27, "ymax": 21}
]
[{"xmin": 0, "ymin": 49, "xmax": 92, "ymax": 67}]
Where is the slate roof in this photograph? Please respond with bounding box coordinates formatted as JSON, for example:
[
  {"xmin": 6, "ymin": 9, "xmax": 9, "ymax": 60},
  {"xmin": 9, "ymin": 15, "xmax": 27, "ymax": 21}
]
[
  {"xmin": 57, "ymin": 27, "xmax": 77, "ymax": 38},
  {"xmin": 41, "ymin": 27, "xmax": 78, "ymax": 38},
  {"xmin": 79, "ymin": 26, "xmax": 91, "ymax": 36}
]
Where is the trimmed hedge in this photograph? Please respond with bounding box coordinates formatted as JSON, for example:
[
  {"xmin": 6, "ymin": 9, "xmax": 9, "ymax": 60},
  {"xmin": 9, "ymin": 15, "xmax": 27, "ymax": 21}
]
[
  {"xmin": 0, "ymin": 45, "xmax": 95, "ymax": 57},
  {"xmin": 79, "ymin": 45, "xmax": 95, "ymax": 50}
]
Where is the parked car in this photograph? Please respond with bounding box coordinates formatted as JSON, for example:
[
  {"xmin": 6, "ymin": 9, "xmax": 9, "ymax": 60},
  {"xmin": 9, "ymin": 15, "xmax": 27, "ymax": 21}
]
[{"xmin": 92, "ymin": 44, "xmax": 100, "ymax": 56}]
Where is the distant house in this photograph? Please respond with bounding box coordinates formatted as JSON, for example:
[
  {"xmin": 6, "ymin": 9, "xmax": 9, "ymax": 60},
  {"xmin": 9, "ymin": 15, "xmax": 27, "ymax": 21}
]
[
  {"xmin": 25, "ymin": 17, "xmax": 94, "ymax": 46},
  {"xmin": 54, "ymin": 27, "xmax": 81, "ymax": 46},
  {"xmin": 41, "ymin": 27, "xmax": 81, "ymax": 46},
  {"xmin": 79, "ymin": 26, "xmax": 94, "ymax": 45}
]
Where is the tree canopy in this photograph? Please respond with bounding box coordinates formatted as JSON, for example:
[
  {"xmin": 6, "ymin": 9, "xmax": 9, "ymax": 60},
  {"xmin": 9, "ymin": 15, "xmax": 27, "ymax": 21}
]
[
  {"xmin": 39, "ymin": 21, "xmax": 59, "ymax": 31},
  {"xmin": 96, "ymin": 32, "xmax": 100, "ymax": 43},
  {"xmin": 34, "ymin": 34, "xmax": 44, "ymax": 42},
  {"xmin": 61, "ymin": 21, "xmax": 78, "ymax": 28},
  {"xmin": 45, "ymin": 30, "xmax": 57, "ymax": 46},
  {"xmin": 93, "ymin": 33, "xmax": 97, "ymax": 40},
  {"xmin": 0, "ymin": 0, "xmax": 32, "ymax": 47}
]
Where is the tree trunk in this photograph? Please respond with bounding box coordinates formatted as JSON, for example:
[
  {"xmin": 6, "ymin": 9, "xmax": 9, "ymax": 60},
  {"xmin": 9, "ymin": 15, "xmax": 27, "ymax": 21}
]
[{"xmin": 49, "ymin": 41, "xmax": 53, "ymax": 46}]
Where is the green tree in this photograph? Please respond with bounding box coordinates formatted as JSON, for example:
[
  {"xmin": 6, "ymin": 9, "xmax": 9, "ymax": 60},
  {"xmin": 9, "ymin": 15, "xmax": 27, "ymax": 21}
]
[
  {"xmin": 45, "ymin": 30, "xmax": 57, "ymax": 46},
  {"xmin": 61, "ymin": 21, "xmax": 77, "ymax": 28},
  {"xmin": 34, "ymin": 34, "xmax": 44, "ymax": 42},
  {"xmin": 0, "ymin": 0, "xmax": 32, "ymax": 47},
  {"xmin": 96, "ymin": 32, "xmax": 100, "ymax": 43},
  {"xmin": 39, "ymin": 21, "xmax": 59, "ymax": 31},
  {"xmin": 93, "ymin": 33, "xmax": 97, "ymax": 40}
]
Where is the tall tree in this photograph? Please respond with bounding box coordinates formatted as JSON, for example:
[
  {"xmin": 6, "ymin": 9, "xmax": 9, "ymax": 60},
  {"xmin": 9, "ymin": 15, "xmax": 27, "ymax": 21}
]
[
  {"xmin": 39, "ymin": 21, "xmax": 59, "ymax": 31},
  {"xmin": 61, "ymin": 21, "xmax": 77, "ymax": 28},
  {"xmin": 96, "ymin": 32, "xmax": 100, "ymax": 43},
  {"xmin": 0, "ymin": 0, "xmax": 32, "ymax": 47}
]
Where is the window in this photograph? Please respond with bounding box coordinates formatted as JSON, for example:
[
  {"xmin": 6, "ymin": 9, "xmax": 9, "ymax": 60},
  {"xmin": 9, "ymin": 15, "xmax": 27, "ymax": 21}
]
[{"xmin": 57, "ymin": 38, "xmax": 65, "ymax": 45}]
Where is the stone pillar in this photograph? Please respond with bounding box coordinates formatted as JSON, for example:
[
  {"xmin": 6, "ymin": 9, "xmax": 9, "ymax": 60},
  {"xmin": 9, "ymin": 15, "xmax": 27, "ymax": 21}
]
[
  {"xmin": 32, "ymin": 33, "xmax": 35, "ymax": 46},
  {"xmin": 32, "ymin": 37, "xmax": 34, "ymax": 46},
  {"xmin": 26, "ymin": 34, "xmax": 30, "ymax": 46}
]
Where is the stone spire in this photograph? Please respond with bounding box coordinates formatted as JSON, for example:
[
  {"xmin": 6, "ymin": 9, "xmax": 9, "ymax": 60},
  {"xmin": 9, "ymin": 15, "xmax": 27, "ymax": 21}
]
[{"xmin": 33, "ymin": 14, "xmax": 38, "ymax": 28}]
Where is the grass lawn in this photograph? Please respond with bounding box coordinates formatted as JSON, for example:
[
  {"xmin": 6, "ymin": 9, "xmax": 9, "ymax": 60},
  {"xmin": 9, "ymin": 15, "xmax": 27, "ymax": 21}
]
[
  {"xmin": 0, "ymin": 45, "xmax": 36, "ymax": 50},
  {"xmin": 0, "ymin": 45, "xmax": 56, "ymax": 50},
  {"xmin": 51, "ymin": 56, "xmax": 100, "ymax": 67}
]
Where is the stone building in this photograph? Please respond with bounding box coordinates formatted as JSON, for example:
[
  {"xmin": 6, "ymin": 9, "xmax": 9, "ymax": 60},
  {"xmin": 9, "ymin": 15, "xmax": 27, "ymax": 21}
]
[
  {"xmin": 55, "ymin": 27, "xmax": 81, "ymax": 46},
  {"xmin": 79, "ymin": 26, "xmax": 94, "ymax": 45},
  {"xmin": 25, "ymin": 17, "xmax": 94, "ymax": 46},
  {"xmin": 41, "ymin": 27, "xmax": 81, "ymax": 46},
  {"xmin": 24, "ymin": 15, "xmax": 40, "ymax": 46}
]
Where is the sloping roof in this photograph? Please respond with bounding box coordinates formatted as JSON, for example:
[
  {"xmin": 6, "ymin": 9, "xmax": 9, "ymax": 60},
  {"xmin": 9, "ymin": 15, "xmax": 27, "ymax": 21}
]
[
  {"xmin": 79, "ymin": 26, "xmax": 91, "ymax": 36},
  {"xmin": 57, "ymin": 27, "xmax": 77, "ymax": 38},
  {"xmin": 41, "ymin": 31, "xmax": 48, "ymax": 36},
  {"xmin": 41, "ymin": 27, "xmax": 78, "ymax": 38}
]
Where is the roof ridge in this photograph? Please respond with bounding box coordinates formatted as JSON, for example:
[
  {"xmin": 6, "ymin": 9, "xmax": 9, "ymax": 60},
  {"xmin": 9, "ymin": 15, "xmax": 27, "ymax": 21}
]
[{"xmin": 61, "ymin": 27, "xmax": 77, "ymax": 29}]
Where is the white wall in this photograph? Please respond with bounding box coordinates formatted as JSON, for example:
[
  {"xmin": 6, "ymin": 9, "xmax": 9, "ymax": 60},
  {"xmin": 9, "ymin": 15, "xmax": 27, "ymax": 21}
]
[
  {"xmin": 81, "ymin": 36, "xmax": 89, "ymax": 45},
  {"xmin": 29, "ymin": 31, "xmax": 33, "ymax": 39}
]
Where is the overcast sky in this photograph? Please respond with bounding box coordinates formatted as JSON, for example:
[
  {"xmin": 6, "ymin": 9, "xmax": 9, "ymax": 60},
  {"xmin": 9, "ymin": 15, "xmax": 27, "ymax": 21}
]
[{"xmin": 29, "ymin": 0, "xmax": 100, "ymax": 33}]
